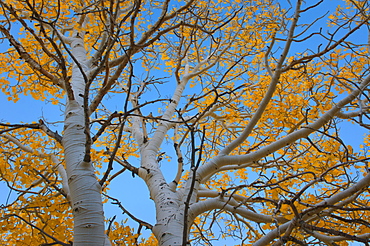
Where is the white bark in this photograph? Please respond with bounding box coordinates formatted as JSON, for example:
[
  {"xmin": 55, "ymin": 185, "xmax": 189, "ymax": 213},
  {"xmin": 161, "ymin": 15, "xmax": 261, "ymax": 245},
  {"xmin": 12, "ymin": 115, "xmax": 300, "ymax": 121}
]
[
  {"xmin": 188, "ymin": 198, "xmax": 287, "ymax": 224},
  {"xmin": 52, "ymin": 155, "xmax": 70, "ymax": 201},
  {"xmin": 137, "ymin": 56, "xmax": 215, "ymax": 245},
  {"xmin": 141, "ymin": 142, "xmax": 186, "ymax": 245},
  {"xmin": 1, "ymin": 134, "xmax": 46, "ymax": 157},
  {"xmin": 310, "ymin": 232, "xmax": 370, "ymax": 244},
  {"xmin": 139, "ymin": 42, "xmax": 248, "ymax": 245},
  {"xmin": 61, "ymin": 32, "xmax": 109, "ymax": 245}
]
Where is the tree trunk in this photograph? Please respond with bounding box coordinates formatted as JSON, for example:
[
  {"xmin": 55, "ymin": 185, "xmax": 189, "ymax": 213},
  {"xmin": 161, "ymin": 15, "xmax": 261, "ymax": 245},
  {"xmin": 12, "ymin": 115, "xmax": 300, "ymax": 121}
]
[
  {"xmin": 152, "ymin": 188, "xmax": 186, "ymax": 246},
  {"xmin": 62, "ymin": 35, "xmax": 108, "ymax": 245},
  {"xmin": 141, "ymin": 149, "xmax": 186, "ymax": 246}
]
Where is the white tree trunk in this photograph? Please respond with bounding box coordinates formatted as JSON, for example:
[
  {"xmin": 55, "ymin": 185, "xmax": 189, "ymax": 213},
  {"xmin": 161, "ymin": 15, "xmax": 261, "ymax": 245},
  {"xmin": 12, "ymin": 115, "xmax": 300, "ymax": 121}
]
[
  {"xmin": 153, "ymin": 193, "xmax": 185, "ymax": 246},
  {"xmin": 61, "ymin": 35, "xmax": 108, "ymax": 245},
  {"xmin": 140, "ymin": 149, "xmax": 186, "ymax": 246},
  {"xmin": 136, "ymin": 58, "xmax": 212, "ymax": 246}
]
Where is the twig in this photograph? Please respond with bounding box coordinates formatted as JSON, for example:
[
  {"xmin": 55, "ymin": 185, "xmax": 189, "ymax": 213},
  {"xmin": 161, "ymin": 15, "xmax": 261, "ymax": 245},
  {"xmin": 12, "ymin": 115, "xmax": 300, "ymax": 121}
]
[
  {"xmin": 103, "ymin": 193, "xmax": 153, "ymax": 230},
  {"xmin": 4, "ymin": 214, "xmax": 71, "ymax": 246}
]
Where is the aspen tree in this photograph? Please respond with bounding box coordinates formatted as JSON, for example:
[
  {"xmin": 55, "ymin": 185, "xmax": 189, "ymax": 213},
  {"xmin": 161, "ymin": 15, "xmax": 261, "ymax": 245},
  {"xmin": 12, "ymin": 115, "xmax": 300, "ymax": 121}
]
[{"xmin": 1, "ymin": 0, "xmax": 370, "ymax": 245}]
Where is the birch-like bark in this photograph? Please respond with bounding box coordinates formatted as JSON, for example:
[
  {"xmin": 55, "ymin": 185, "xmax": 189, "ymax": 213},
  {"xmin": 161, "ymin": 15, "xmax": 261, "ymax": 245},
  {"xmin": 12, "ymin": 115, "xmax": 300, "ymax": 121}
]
[
  {"xmin": 137, "ymin": 55, "xmax": 218, "ymax": 245},
  {"xmin": 61, "ymin": 33, "xmax": 109, "ymax": 245},
  {"xmin": 188, "ymin": 198, "xmax": 288, "ymax": 224},
  {"xmin": 140, "ymin": 74, "xmax": 190, "ymax": 246}
]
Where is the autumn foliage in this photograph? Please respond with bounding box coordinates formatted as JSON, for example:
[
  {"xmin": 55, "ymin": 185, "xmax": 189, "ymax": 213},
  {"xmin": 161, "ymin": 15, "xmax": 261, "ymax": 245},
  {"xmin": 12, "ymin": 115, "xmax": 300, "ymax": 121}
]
[{"xmin": 1, "ymin": 0, "xmax": 370, "ymax": 245}]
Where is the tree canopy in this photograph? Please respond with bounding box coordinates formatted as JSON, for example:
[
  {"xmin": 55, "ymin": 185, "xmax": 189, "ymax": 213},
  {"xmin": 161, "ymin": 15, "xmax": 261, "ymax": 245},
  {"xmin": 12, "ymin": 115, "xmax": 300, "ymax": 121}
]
[{"xmin": 1, "ymin": 0, "xmax": 370, "ymax": 245}]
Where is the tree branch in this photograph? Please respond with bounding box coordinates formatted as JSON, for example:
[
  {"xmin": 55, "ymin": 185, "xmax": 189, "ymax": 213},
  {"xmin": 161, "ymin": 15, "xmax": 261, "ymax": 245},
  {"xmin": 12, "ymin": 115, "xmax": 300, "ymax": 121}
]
[{"xmin": 3, "ymin": 214, "xmax": 71, "ymax": 246}]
